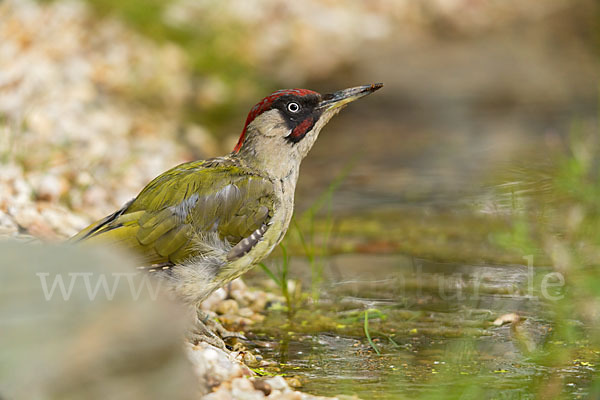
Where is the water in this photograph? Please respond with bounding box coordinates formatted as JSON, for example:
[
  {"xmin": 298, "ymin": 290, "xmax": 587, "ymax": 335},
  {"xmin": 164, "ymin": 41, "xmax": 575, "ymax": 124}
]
[
  {"xmin": 241, "ymin": 96, "xmax": 599, "ymax": 398},
  {"xmin": 296, "ymin": 97, "xmax": 596, "ymax": 213},
  {"xmin": 245, "ymin": 255, "xmax": 596, "ymax": 399}
]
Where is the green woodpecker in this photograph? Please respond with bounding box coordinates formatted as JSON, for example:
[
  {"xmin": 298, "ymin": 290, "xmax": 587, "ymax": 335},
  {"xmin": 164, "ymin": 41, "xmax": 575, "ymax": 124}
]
[{"xmin": 72, "ymin": 83, "xmax": 382, "ymax": 342}]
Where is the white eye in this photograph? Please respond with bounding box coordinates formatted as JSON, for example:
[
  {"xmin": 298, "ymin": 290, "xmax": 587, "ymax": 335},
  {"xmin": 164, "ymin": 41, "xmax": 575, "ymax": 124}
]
[{"xmin": 287, "ymin": 102, "xmax": 300, "ymax": 113}]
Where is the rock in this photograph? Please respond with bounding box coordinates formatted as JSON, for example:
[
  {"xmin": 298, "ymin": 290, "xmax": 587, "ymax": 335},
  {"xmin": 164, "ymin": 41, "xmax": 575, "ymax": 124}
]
[
  {"xmin": 238, "ymin": 307, "xmax": 255, "ymax": 318},
  {"xmin": 34, "ymin": 173, "xmax": 69, "ymax": 202},
  {"xmin": 493, "ymin": 313, "xmax": 520, "ymax": 326},
  {"xmin": 285, "ymin": 377, "xmax": 303, "ymax": 388},
  {"xmin": 0, "ymin": 241, "xmax": 196, "ymax": 400},
  {"xmin": 231, "ymin": 378, "xmax": 264, "ymax": 400},
  {"xmin": 265, "ymin": 376, "xmax": 289, "ymax": 392},
  {"xmin": 187, "ymin": 342, "xmax": 252, "ymax": 394},
  {"xmin": 249, "ymin": 291, "xmax": 268, "ymax": 312},
  {"xmin": 0, "ymin": 210, "xmax": 19, "ymax": 237},
  {"xmin": 269, "ymin": 391, "xmax": 302, "ymax": 400},
  {"xmin": 250, "ymin": 313, "xmax": 266, "ymax": 323},
  {"xmin": 251, "ymin": 379, "xmax": 272, "ymax": 396},
  {"xmin": 202, "ymin": 287, "xmax": 228, "ymax": 311},
  {"xmin": 203, "ymin": 388, "xmax": 234, "ymax": 400},
  {"xmin": 242, "ymin": 352, "xmax": 260, "ymax": 368},
  {"xmin": 217, "ymin": 299, "xmax": 240, "ymax": 315}
]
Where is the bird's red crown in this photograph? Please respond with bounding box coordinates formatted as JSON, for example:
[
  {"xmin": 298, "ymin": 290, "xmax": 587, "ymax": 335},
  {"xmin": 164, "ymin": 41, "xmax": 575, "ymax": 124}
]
[{"xmin": 233, "ymin": 89, "xmax": 319, "ymax": 153}]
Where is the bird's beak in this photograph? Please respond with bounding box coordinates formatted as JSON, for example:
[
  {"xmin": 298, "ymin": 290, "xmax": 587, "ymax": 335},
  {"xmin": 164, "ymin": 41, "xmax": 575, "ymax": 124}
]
[{"xmin": 318, "ymin": 83, "xmax": 383, "ymax": 111}]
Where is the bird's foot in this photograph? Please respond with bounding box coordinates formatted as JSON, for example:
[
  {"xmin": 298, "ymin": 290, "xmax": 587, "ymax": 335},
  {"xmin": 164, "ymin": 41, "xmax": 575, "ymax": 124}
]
[{"xmin": 188, "ymin": 310, "xmax": 246, "ymax": 350}]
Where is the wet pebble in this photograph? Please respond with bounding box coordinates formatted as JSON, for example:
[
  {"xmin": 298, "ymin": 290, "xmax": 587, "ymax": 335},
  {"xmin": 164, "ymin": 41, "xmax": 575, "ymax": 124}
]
[
  {"xmin": 217, "ymin": 299, "xmax": 240, "ymax": 315},
  {"xmin": 285, "ymin": 376, "xmax": 302, "ymax": 388}
]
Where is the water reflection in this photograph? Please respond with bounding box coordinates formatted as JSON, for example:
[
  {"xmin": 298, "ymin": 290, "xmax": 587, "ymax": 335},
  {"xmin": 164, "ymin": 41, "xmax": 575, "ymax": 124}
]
[{"xmin": 246, "ymin": 254, "xmax": 594, "ymax": 399}]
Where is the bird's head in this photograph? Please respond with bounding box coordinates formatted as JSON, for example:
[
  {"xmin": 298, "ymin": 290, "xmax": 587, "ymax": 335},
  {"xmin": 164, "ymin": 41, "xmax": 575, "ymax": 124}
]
[{"xmin": 233, "ymin": 83, "xmax": 383, "ymax": 179}]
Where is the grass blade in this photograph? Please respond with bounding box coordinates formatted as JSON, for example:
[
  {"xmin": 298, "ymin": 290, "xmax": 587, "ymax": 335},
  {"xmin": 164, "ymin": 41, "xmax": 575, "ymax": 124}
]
[
  {"xmin": 364, "ymin": 309, "xmax": 381, "ymax": 355},
  {"xmin": 259, "ymin": 262, "xmax": 281, "ymax": 287}
]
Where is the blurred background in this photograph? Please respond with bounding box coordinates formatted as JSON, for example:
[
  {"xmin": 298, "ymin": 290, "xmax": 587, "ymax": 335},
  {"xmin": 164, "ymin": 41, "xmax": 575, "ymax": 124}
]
[
  {"xmin": 1, "ymin": 0, "xmax": 598, "ymax": 235},
  {"xmin": 1, "ymin": 1, "xmax": 600, "ymax": 399}
]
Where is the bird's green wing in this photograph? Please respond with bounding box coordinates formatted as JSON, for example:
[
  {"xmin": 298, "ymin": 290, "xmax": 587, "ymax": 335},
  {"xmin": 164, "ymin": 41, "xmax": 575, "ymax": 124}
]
[{"xmin": 71, "ymin": 159, "xmax": 275, "ymax": 265}]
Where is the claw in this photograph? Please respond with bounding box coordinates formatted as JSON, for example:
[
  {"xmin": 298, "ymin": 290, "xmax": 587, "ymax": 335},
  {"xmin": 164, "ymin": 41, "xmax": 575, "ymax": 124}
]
[{"xmin": 190, "ymin": 310, "xmax": 246, "ymax": 350}]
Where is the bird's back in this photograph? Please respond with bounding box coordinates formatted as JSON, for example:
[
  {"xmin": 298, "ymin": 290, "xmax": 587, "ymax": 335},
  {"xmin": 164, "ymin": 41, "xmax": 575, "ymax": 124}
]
[{"xmin": 72, "ymin": 157, "xmax": 277, "ymax": 268}]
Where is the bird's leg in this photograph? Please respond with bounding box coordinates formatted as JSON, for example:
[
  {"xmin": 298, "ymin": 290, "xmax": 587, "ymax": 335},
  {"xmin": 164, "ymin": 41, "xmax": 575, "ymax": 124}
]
[
  {"xmin": 188, "ymin": 309, "xmax": 246, "ymax": 350},
  {"xmin": 188, "ymin": 311, "xmax": 227, "ymax": 350}
]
